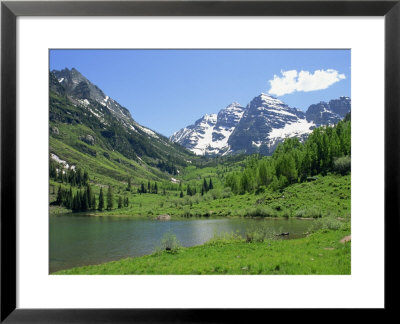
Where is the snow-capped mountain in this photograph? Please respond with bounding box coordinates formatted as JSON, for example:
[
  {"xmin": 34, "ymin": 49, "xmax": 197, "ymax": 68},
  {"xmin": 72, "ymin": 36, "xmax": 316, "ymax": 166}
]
[
  {"xmin": 228, "ymin": 94, "xmax": 315, "ymax": 155},
  {"xmin": 170, "ymin": 102, "xmax": 246, "ymax": 155},
  {"xmin": 171, "ymin": 94, "xmax": 351, "ymax": 156}
]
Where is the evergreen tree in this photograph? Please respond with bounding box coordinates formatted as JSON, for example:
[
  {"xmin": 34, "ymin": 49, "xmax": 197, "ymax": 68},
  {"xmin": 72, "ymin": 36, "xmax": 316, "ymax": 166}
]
[
  {"xmin": 56, "ymin": 186, "xmax": 62, "ymax": 205},
  {"xmin": 124, "ymin": 197, "xmax": 129, "ymax": 207},
  {"xmin": 106, "ymin": 185, "xmax": 113, "ymax": 210},
  {"xmin": 203, "ymin": 178, "xmax": 209, "ymax": 192},
  {"xmin": 86, "ymin": 184, "xmax": 92, "ymax": 209},
  {"xmin": 91, "ymin": 193, "xmax": 96, "ymax": 210},
  {"xmin": 209, "ymin": 178, "xmax": 213, "ymax": 190},
  {"xmin": 66, "ymin": 187, "xmax": 73, "ymax": 209},
  {"xmin": 257, "ymin": 161, "xmax": 268, "ymax": 186},
  {"xmin": 82, "ymin": 190, "xmax": 89, "ymax": 211},
  {"xmin": 76, "ymin": 169, "xmax": 82, "ymax": 187},
  {"xmin": 83, "ymin": 170, "xmax": 89, "ymax": 185},
  {"xmin": 154, "ymin": 182, "xmax": 158, "ymax": 194},
  {"xmin": 118, "ymin": 196, "xmax": 123, "ymax": 209},
  {"xmin": 98, "ymin": 188, "xmax": 104, "ymax": 211},
  {"xmin": 186, "ymin": 185, "xmax": 192, "ymax": 196},
  {"xmin": 239, "ymin": 171, "xmax": 251, "ymax": 194},
  {"xmin": 70, "ymin": 170, "xmax": 76, "ymax": 186},
  {"xmin": 58, "ymin": 168, "xmax": 64, "ymax": 183},
  {"xmin": 72, "ymin": 193, "xmax": 80, "ymax": 212},
  {"xmin": 49, "ymin": 161, "xmax": 57, "ymax": 179},
  {"xmin": 77, "ymin": 190, "xmax": 83, "ymax": 210},
  {"xmin": 180, "ymin": 190, "xmax": 184, "ymax": 198}
]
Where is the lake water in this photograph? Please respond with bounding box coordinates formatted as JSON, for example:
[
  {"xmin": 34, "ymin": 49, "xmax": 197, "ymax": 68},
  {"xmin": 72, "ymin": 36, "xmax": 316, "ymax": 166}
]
[{"xmin": 49, "ymin": 215, "xmax": 312, "ymax": 273}]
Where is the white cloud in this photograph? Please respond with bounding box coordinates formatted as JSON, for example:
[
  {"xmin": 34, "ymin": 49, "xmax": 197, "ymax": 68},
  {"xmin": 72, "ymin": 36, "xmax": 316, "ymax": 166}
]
[{"xmin": 268, "ymin": 69, "xmax": 346, "ymax": 96}]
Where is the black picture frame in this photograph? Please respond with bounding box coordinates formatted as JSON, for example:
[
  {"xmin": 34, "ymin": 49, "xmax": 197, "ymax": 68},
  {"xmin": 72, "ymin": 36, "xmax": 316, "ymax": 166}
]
[{"xmin": 1, "ymin": 0, "xmax": 399, "ymax": 322}]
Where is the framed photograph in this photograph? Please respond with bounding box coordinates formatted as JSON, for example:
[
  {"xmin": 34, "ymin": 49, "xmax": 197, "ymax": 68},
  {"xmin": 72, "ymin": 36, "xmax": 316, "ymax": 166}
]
[{"xmin": 1, "ymin": 0, "xmax": 399, "ymax": 321}]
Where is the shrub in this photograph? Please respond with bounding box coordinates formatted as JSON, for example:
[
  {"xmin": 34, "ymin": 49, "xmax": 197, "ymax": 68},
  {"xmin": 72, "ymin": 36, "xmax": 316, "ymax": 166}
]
[
  {"xmin": 245, "ymin": 221, "xmax": 276, "ymax": 242},
  {"xmin": 181, "ymin": 207, "xmax": 192, "ymax": 218},
  {"xmin": 241, "ymin": 206, "xmax": 276, "ymax": 218},
  {"xmin": 207, "ymin": 231, "xmax": 243, "ymax": 245},
  {"xmin": 221, "ymin": 187, "xmax": 232, "ymax": 199},
  {"xmin": 160, "ymin": 232, "xmax": 181, "ymax": 253},
  {"xmin": 255, "ymin": 186, "xmax": 267, "ymax": 194},
  {"xmin": 294, "ymin": 207, "xmax": 323, "ymax": 218},
  {"xmin": 209, "ymin": 189, "xmax": 221, "ymax": 200},
  {"xmin": 334, "ymin": 156, "xmax": 351, "ymax": 175},
  {"xmin": 308, "ymin": 216, "xmax": 343, "ymax": 233}
]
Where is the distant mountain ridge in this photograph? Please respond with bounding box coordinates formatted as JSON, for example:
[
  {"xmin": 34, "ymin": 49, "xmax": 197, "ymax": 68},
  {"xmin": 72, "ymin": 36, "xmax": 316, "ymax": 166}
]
[{"xmin": 170, "ymin": 94, "xmax": 350, "ymax": 156}]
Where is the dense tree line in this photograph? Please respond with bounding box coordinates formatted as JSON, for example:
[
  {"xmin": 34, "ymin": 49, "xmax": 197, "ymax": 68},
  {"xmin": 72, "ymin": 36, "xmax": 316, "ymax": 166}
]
[
  {"xmin": 49, "ymin": 161, "xmax": 89, "ymax": 187},
  {"xmin": 156, "ymin": 160, "xmax": 178, "ymax": 175},
  {"xmin": 225, "ymin": 118, "xmax": 351, "ymax": 194},
  {"xmin": 137, "ymin": 181, "xmax": 159, "ymax": 194},
  {"xmin": 54, "ymin": 183, "xmax": 96, "ymax": 212},
  {"xmin": 53, "ymin": 183, "xmax": 129, "ymax": 212},
  {"xmin": 184, "ymin": 178, "xmax": 214, "ymax": 197}
]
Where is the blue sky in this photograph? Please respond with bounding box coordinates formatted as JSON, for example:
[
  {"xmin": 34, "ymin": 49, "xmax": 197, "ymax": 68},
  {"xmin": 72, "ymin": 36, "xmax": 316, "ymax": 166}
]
[{"xmin": 50, "ymin": 49, "xmax": 350, "ymax": 137}]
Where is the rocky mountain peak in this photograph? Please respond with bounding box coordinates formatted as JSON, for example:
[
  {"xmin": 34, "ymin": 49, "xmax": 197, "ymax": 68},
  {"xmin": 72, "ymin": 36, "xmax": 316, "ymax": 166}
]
[
  {"xmin": 259, "ymin": 93, "xmax": 285, "ymax": 106},
  {"xmin": 170, "ymin": 102, "xmax": 246, "ymax": 156},
  {"xmin": 51, "ymin": 68, "xmax": 132, "ymax": 122}
]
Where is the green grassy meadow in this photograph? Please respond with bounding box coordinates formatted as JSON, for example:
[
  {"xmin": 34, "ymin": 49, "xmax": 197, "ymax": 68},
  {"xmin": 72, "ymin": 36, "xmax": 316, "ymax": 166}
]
[
  {"xmin": 55, "ymin": 228, "xmax": 350, "ymax": 275},
  {"xmin": 50, "ymin": 173, "xmax": 350, "ymax": 220}
]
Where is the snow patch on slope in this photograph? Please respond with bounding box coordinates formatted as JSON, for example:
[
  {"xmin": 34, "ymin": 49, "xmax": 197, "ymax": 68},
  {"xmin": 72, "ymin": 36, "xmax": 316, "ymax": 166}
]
[
  {"xmin": 190, "ymin": 114, "xmax": 217, "ymax": 155},
  {"xmin": 260, "ymin": 93, "xmax": 286, "ymax": 109},
  {"xmin": 136, "ymin": 124, "xmax": 158, "ymax": 138},
  {"xmin": 50, "ymin": 153, "xmax": 75, "ymax": 170},
  {"xmin": 268, "ymin": 119, "xmax": 315, "ymax": 144}
]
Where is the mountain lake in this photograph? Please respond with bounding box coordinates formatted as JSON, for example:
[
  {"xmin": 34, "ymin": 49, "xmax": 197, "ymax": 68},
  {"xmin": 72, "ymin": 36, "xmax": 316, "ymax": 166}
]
[{"xmin": 49, "ymin": 215, "xmax": 313, "ymax": 273}]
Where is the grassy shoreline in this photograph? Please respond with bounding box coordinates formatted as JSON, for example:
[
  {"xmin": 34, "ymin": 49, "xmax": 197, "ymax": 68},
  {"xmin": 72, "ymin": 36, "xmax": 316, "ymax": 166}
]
[{"xmin": 54, "ymin": 228, "xmax": 350, "ymax": 275}]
